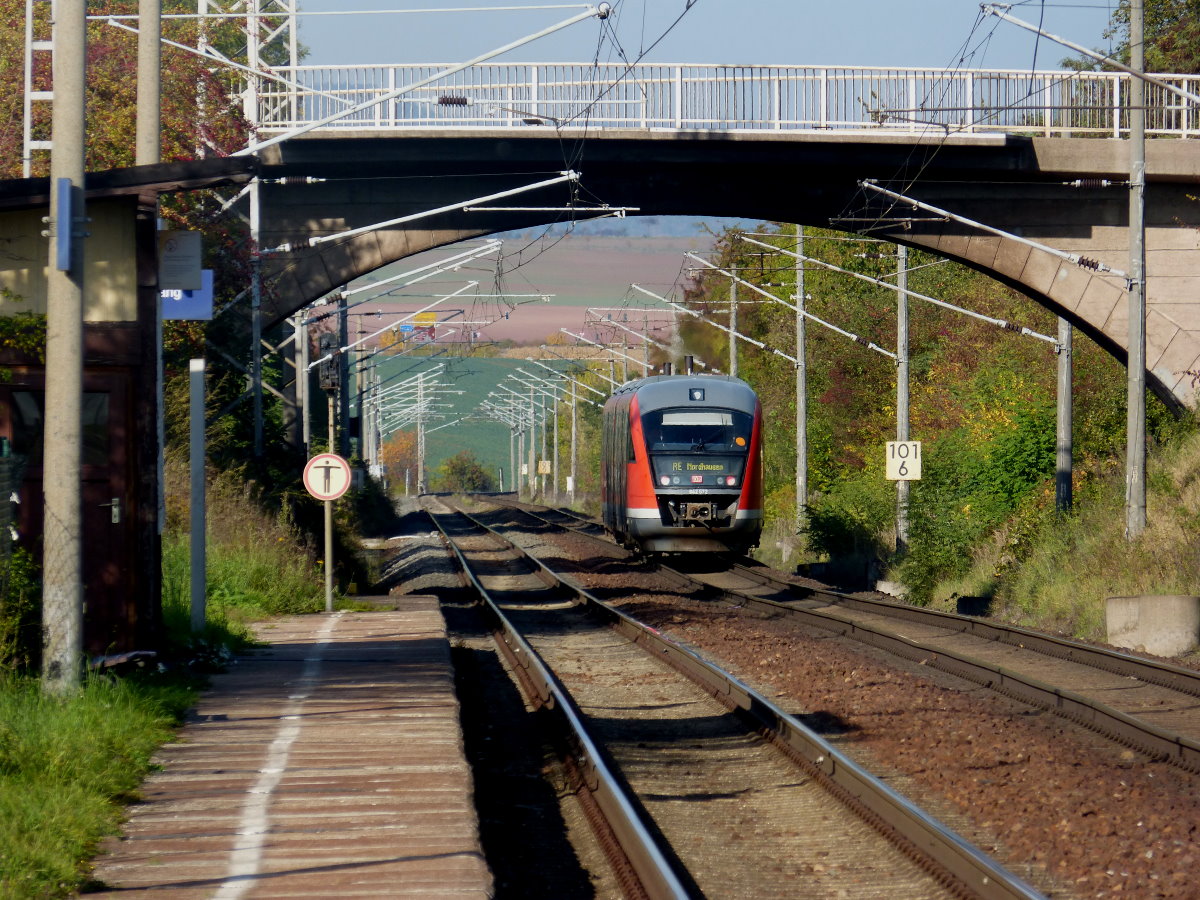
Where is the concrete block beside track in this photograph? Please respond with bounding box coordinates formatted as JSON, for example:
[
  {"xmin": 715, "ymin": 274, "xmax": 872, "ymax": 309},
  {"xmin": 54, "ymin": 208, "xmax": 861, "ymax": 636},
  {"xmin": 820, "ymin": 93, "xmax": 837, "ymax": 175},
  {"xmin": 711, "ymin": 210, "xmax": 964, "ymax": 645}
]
[
  {"xmin": 1106, "ymin": 594, "xmax": 1200, "ymax": 657},
  {"xmin": 87, "ymin": 600, "xmax": 492, "ymax": 898}
]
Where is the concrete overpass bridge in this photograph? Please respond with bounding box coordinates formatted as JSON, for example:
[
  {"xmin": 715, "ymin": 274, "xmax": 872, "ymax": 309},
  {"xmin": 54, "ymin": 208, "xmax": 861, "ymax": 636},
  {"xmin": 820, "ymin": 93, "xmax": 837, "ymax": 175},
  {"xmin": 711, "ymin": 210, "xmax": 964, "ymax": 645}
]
[{"xmin": 249, "ymin": 64, "xmax": 1200, "ymax": 408}]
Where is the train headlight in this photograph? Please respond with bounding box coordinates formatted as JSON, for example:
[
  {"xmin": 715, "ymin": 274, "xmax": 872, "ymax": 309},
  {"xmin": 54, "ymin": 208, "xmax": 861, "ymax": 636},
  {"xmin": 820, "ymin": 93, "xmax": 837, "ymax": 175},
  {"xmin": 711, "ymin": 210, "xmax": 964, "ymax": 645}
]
[
  {"xmin": 660, "ymin": 475, "xmax": 670, "ymax": 486},
  {"xmin": 726, "ymin": 476, "xmax": 737, "ymax": 486}
]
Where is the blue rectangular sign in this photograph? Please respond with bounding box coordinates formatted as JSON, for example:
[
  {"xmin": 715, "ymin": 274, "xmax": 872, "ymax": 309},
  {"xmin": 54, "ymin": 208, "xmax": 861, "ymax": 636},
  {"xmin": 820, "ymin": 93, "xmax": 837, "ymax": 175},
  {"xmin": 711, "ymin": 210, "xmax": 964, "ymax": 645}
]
[
  {"xmin": 55, "ymin": 178, "xmax": 73, "ymax": 271},
  {"xmin": 161, "ymin": 269, "xmax": 214, "ymax": 320}
]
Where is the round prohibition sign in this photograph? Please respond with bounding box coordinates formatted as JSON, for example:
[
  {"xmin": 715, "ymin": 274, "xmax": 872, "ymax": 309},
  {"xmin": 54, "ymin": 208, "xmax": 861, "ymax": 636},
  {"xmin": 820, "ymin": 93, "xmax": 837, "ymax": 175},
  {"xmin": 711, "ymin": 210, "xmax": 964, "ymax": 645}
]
[{"xmin": 303, "ymin": 453, "xmax": 352, "ymax": 501}]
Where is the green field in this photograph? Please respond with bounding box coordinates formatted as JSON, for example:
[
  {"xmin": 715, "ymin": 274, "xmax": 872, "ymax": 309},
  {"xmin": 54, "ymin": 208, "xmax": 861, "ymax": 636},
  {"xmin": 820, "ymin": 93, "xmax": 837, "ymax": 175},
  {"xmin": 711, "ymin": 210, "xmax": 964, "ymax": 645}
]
[
  {"xmin": 372, "ymin": 354, "xmax": 583, "ymax": 490},
  {"xmin": 357, "ymin": 221, "xmax": 761, "ymax": 489}
]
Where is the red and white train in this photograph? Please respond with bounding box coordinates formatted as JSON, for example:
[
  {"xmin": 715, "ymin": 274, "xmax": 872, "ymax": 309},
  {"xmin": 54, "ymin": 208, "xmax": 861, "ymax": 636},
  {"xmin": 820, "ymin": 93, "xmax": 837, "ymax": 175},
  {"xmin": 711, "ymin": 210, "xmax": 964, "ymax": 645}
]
[{"xmin": 601, "ymin": 374, "xmax": 764, "ymax": 554}]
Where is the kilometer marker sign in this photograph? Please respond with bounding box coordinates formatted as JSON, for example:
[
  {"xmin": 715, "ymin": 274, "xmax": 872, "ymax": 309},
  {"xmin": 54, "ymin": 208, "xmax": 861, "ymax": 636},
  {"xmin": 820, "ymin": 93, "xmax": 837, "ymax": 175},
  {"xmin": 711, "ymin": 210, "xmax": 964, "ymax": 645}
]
[{"xmin": 885, "ymin": 441, "xmax": 922, "ymax": 481}]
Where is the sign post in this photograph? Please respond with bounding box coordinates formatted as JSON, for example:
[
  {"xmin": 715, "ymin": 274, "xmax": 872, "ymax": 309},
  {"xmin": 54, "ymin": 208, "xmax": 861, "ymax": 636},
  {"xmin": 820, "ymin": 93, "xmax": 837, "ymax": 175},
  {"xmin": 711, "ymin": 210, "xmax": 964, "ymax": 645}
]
[{"xmin": 303, "ymin": 452, "xmax": 352, "ymax": 612}]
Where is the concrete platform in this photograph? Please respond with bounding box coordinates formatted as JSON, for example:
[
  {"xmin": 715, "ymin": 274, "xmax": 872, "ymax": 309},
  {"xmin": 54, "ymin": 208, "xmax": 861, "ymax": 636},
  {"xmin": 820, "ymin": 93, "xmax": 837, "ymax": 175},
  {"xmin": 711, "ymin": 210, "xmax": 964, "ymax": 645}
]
[{"xmin": 88, "ymin": 599, "xmax": 492, "ymax": 898}]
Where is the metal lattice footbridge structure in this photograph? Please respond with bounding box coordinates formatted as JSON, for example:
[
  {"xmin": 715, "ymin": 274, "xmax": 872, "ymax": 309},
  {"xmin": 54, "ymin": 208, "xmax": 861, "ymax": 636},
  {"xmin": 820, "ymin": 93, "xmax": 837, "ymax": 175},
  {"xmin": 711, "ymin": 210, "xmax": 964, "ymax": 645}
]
[
  {"xmin": 257, "ymin": 62, "xmax": 1200, "ymax": 138},
  {"xmin": 236, "ymin": 61, "xmax": 1200, "ymax": 410}
]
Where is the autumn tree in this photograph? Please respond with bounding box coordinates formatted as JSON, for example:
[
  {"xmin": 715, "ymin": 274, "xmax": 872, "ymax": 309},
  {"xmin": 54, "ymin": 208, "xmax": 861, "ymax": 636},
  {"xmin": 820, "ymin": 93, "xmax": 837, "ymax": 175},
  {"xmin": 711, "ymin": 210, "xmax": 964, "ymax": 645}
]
[
  {"xmin": 0, "ymin": 2, "xmax": 318, "ymax": 473},
  {"xmin": 0, "ymin": 0, "xmax": 255, "ymax": 178},
  {"xmin": 431, "ymin": 451, "xmax": 496, "ymax": 493},
  {"xmin": 1065, "ymin": 0, "xmax": 1200, "ymax": 73},
  {"xmin": 381, "ymin": 430, "xmax": 419, "ymax": 489}
]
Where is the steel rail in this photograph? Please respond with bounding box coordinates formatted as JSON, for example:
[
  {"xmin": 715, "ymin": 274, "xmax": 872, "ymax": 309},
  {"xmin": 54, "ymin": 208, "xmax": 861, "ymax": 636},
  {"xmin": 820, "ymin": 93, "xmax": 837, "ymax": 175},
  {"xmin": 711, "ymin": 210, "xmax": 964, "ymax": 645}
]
[
  {"xmin": 732, "ymin": 561, "xmax": 1200, "ymax": 698},
  {"xmin": 427, "ymin": 508, "xmax": 692, "ymax": 900},
  {"xmin": 673, "ymin": 559, "xmax": 1200, "ymax": 773},
  {"xmin": 489, "ymin": 498, "xmax": 1200, "ymax": 773},
  {"xmin": 445, "ymin": 501, "xmax": 1045, "ymax": 900},
  {"xmin": 501, "ymin": 499, "xmax": 1200, "ymax": 699}
]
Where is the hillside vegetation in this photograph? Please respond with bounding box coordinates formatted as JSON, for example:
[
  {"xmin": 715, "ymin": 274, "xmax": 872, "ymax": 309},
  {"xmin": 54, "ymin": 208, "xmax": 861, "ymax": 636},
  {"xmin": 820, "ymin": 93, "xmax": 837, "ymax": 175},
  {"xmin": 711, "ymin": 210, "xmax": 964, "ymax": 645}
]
[
  {"xmin": 378, "ymin": 221, "xmax": 1200, "ymax": 645},
  {"xmin": 681, "ymin": 225, "xmax": 1198, "ymax": 642}
]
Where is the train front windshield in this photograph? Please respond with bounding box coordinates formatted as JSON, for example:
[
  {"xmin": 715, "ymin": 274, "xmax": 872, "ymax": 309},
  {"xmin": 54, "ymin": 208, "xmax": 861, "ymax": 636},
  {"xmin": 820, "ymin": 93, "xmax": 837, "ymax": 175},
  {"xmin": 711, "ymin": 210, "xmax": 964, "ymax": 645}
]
[{"xmin": 643, "ymin": 409, "xmax": 753, "ymax": 453}]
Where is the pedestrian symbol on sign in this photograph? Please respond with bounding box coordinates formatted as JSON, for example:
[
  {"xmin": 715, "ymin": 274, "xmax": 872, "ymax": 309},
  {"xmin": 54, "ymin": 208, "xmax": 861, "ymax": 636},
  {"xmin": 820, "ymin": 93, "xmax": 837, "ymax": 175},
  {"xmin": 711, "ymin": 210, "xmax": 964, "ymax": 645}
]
[{"xmin": 303, "ymin": 453, "xmax": 352, "ymax": 501}]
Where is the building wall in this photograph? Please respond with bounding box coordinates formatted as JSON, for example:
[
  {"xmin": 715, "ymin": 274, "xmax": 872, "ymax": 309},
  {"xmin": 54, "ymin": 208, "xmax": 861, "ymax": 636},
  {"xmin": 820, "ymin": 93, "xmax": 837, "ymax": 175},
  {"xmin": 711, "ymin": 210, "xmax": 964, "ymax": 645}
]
[{"xmin": 0, "ymin": 200, "xmax": 139, "ymax": 322}]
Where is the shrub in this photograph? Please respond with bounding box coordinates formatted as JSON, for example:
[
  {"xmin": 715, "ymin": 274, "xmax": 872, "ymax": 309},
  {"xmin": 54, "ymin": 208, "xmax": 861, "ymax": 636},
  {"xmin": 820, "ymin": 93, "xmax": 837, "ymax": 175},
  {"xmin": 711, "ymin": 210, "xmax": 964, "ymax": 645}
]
[
  {"xmin": 0, "ymin": 548, "xmax": 41, "ymax": 673},
  {"xmin": 803, "ymin": 474, "xmax": 894, "ymax": 560}
]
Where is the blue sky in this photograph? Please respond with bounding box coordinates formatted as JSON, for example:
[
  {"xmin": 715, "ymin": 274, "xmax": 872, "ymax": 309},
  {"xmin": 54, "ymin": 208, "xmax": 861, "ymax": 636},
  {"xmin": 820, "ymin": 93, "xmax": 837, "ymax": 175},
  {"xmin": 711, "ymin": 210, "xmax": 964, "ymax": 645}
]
[{"xmin": 297, "ymin": 1, "xmax": 1117, "ymax": 71}]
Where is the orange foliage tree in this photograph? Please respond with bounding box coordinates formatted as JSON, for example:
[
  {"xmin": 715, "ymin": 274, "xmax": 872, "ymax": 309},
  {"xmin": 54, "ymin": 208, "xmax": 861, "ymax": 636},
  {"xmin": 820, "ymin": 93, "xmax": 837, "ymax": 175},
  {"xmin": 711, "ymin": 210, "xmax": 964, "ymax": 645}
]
[{"xmin": 380, "ymin": 430, "xmax": 419, "ymax": 488}]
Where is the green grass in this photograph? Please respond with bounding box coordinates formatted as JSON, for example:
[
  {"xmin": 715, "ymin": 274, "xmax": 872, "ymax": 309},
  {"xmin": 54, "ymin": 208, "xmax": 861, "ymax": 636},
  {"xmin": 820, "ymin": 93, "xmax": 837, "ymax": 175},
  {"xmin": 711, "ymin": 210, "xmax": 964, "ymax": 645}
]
[
  {"xmin": 923, "ymin": 424, "xmax": 1200, "ymax": 646},
  {"xmin": 0, "ymin": 460, "xmax": 337, "ymax": 898},
  {"xmin": 0, "ymin": 673, "xmax": 195, "ymax": 898},
  {"xmin": 163, "ymin": 461, "xmax": 331, "ymax": 622}
]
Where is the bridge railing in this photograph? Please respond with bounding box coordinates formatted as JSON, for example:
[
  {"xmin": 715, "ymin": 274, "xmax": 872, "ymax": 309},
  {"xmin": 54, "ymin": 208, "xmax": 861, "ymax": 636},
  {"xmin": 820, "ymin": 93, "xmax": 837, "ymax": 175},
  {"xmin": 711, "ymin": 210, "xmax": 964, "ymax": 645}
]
[{"xmin": 257, "ymin": 64, "xmax": 1200, "ymax": 138}]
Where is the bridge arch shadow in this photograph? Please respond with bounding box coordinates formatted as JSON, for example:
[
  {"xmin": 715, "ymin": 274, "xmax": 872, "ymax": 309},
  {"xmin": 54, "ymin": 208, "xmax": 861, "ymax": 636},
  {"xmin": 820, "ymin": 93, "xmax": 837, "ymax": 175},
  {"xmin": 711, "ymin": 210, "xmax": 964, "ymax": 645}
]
[{"xmin": 258, "ymin": 130, "xmax": 1200, "ymax": 409}]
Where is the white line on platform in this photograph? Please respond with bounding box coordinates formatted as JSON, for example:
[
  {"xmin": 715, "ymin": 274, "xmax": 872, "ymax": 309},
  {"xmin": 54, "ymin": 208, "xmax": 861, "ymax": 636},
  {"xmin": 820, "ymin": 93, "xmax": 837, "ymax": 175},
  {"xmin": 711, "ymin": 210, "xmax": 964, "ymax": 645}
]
[{"xmin": 214, "ymin": 613, "xmax": 342, "ymax": 899}]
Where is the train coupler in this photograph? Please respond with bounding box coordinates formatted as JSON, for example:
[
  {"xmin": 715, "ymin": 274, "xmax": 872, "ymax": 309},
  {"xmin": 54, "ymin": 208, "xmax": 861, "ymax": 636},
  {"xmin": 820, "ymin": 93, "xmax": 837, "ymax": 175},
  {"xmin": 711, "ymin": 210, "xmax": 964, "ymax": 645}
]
[{"xmin": 664, "ymin": 499, "xmax": 733, "ymax": 528}]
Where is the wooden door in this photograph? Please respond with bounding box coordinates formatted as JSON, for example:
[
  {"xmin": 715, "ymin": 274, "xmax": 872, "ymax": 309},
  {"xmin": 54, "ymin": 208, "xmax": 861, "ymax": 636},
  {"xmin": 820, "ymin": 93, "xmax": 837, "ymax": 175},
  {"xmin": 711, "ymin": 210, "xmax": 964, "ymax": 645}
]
[{"xmin": 1, "ymin": 370, "xmax": 135, "ymax": 656}]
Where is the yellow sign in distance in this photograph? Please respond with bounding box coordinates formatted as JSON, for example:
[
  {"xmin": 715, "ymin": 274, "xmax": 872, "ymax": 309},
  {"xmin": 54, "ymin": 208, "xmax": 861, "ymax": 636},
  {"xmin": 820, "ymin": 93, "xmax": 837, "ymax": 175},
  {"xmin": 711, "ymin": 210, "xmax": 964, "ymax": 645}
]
[{"xmin": 413, "ymin": 311, "xmax": 438, "ymax": 325}]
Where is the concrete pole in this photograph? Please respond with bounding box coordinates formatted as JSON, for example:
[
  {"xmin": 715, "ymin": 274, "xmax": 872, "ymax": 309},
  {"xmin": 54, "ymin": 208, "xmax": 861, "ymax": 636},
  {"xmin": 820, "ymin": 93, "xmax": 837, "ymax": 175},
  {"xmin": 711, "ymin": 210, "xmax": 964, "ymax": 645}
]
[
  {"xmin": 243, "ymin": 1, "xmax": 265, "ymax": 459},
  {"xmin": 570, "ymin": 380, "xmax": 578, "ymax": 502},
  {"xmin": 539, "ymin": 393, "xmax": 547, "ymax": 496},
  {"xmin": 509, "ymin": 427, "xmax": 515, "ymax": 492},
  {"xmin": 291, "ymin": 315, "xmax": 306, "ymax": 451},
  {"xmin": 41, "ymin": 0, "xmax": 86, "ymax": 693},
  {"xmin": 896, "ymin": 245, "xmax": 910, "ymax": 553},
  {"xmin": 517, "ymin": 427, "xmax": 525, "ymax": 498},
  {"xmin": 730, "ymin": 267, "xmax": 739, "ymax": 378},
  {"xmin": 189, "ymin": 360, "xmax": 206, "ymax": 634},
  {"xmin": 137, "ymin": 0, "xmax": 165, "ymax": 568},
  {"xmin": 1056, "ymin": 318, "xmax": 1074, "ymax": 512},
  {"xmin": 135, "ymin": 0, "xmax": 161, "ymax": 166},
  {"xmin": 250, "ymin": 183, "xmax": 264, "ymax": 457},
  {"xmin": 337, "ymin": 295, "xmax": 350, "ymax": 458},
  {"xmin": 1126, "ymin": 0, "xmax": 1148, "ymax": 538},
  {"xmin": 368, "ymin": 364, "xmax": 379, "ymax": 467},
  {"xmin": 529, "ymin": 387, "xmax": 538, "ymax": 496},
  {"xmin": 196, "ymin": 0, "xmax": 209, "ymax": 157},
  {"xmin": 795, "ymin": 227, "xmax": 807, "ymax": 533},
  {"xmin": 416, "ymin": 375, "xmax": 426, "ymax": 493},
  {"xmin": 355, "ymin": 320, "xmax": 365, "ymax": 460},
  {"xmin": 299, "ymin": 316, "xmax": 311, "ymax": 453},
  {"xmin": 327, "ymin": 391, "xmax": 335, "ymax": 456},
  {"xmin": 552, "ymin": 393, "xmax": 560, "ymax": 502}
]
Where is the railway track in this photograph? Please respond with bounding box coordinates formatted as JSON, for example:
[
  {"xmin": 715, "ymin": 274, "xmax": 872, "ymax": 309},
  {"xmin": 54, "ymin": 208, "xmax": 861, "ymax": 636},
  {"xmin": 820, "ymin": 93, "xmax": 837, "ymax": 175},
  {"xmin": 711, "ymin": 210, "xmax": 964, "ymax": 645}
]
[
  {"xmin": 488, "ymin": 494, "xmax": 1200, "ymax": 775},
  {"xmin": 424, "ymin": 495, "xmax": 1043, "ymax": 899}
]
